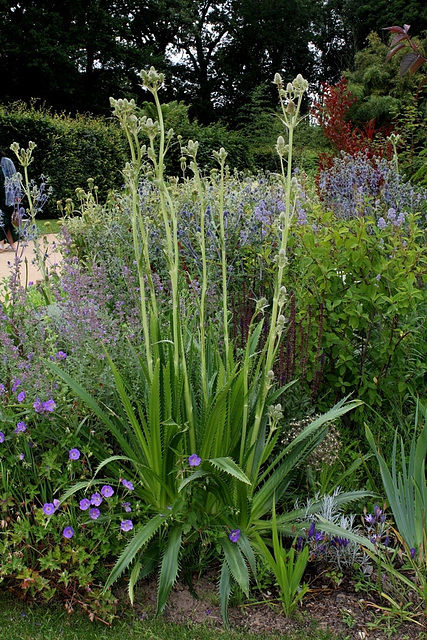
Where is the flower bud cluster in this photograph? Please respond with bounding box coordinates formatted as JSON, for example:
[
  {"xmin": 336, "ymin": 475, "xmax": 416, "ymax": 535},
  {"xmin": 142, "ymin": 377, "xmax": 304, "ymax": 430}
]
[
  {"xmin": 10, "ymin": 141, "xmax": 37, "ymax": 167},
  {"xmin": 273, "ymin": 72, "xmax": 309, "ymax": 101},
  {"xmin": 140, "ymin": 66, "xmax": 165, "ymax": 92}
]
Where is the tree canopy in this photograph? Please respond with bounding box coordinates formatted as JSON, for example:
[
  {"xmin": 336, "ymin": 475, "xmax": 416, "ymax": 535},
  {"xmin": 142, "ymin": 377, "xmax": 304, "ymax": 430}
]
[{"xmin": 1, "ymin": 0, "xmax": 426, "ymax": 121}]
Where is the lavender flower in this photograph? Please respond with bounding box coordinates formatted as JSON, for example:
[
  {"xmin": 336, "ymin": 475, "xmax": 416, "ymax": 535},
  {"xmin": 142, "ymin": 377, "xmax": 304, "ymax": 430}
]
[
  {"xmin": 188, "ymin": 454, "xmax": 201, "ymax": 467},
  {"xmin": 69, "ymin": 448, "xmax": 81, "ymax": 460},
  {"xmin": 63, "ymin": 526, "xmax": 74, "ymax": 539},
  {"xmin": 229, "ymin": 529, "xmax": 241, "ymax": 542},
  {"xmin": 79, "ymin": 498, "xmax": 91, "ymax": 511},
  {"xmin": 101, "ymin": 485, "xmax": 114, "ymax": 498},
  {"xmin": 89, "ymin": 508, "xmax": 101, "ymax": 520},
  {"xmin": 42, "ymin": 503, "xmax": 55, "ymax": 516},
  {"xmin": 120, "ymin": 519, "xmax": 133, "ymax": 532}
]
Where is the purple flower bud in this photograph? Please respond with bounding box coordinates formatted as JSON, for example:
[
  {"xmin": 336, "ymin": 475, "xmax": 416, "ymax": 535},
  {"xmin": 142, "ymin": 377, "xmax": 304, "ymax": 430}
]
[
  {"xmin": 308, "ymin": 521, "xmax": 316, "ymax": 538},
  {"xmin": 410, "ymin": 547, "xmax": 416, "ymax": 560},
  {"xmin": 364, "ymin": 513, "xmax": 376, "ymax": 526},
  {"xmin": 229, "ymin": 529, "xmax": 241, "ymax": 542},
  {"xmin": 188, "ymin": 454, "xmax": 201, "ymax": 467}
]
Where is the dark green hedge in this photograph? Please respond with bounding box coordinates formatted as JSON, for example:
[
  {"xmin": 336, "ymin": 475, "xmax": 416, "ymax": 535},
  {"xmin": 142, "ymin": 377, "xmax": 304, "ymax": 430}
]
[{"xmin": 0, "ymin": 103, "xmax": 129, "ymax": 218}]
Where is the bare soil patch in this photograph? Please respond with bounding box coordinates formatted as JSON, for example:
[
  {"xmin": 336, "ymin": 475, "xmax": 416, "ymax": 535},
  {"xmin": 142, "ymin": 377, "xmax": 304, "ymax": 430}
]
[{"xmin": 122, "ymin": 574, "xmax": 426, "ymax": 640}]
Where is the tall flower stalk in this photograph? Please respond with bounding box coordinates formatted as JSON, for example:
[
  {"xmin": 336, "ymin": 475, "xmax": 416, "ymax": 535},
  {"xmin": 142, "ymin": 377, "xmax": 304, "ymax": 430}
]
[
  {"xmin": 9, "ymin": 141, "xmax": 53, "ymax": 302},
  {"xmin": 245, "ymin": 73, "xmax": 309, "ymax": 477}
]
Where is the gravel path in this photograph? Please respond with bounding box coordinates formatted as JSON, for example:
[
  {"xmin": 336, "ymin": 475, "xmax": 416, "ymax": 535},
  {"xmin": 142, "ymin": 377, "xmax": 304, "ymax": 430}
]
[{"xmin": 0, "ymin": 234, "xmax": 62, "ymax": 290}]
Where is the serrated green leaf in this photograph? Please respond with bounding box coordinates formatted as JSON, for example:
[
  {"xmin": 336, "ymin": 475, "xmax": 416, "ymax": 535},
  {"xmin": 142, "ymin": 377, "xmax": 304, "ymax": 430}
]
[
  {"xmin": 157, "ymin": 524, "xmax": 183, "ymax": 614},
  {"xmin": 104, "ymin": 513, "xmax": 167, "ymax": 597},
  {"xmin": 208, "ymin": 457, "xmax": 251, "ymax": 484}
]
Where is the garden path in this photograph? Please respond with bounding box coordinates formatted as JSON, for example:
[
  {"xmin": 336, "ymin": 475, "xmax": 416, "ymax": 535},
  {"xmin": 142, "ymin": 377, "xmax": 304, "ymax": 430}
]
[{"xmin": 0, "ymin": 234, "xmax": 62, "ymax": 295}]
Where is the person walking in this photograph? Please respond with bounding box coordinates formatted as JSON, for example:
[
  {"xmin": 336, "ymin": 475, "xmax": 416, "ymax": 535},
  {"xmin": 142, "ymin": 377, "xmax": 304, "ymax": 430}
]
[{"xmin": 0, "ymin": 149, "xmax": 21, "ymax": 251}]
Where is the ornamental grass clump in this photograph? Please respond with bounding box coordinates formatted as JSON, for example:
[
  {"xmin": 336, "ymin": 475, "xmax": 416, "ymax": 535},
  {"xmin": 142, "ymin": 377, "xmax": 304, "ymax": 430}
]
[{"xmin": 51, "ymin": 68, "xmax": 370, "ymax": 621}]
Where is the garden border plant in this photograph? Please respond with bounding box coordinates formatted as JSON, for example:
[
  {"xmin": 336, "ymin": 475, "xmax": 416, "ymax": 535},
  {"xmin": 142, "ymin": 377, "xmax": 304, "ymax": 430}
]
[{"xmin": 49, "ymin": 68, "xmax": 373, "ymax": 623}]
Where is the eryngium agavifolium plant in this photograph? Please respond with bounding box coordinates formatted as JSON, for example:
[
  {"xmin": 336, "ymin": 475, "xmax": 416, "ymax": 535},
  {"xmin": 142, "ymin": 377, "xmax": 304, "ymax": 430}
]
[{"xmin": 51, "ymin": 69, "xmax": 371, "ymax": 622}]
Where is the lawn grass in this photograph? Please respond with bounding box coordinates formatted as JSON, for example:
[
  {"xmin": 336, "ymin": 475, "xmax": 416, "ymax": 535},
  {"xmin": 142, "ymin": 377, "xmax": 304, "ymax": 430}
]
[
  {"xmin": 0, "ymin": 593, "xmax": 342, "ymax": 640},
  {"xmin": 35, "ymin": 218, "xmax": 62, "ymax": 235}
]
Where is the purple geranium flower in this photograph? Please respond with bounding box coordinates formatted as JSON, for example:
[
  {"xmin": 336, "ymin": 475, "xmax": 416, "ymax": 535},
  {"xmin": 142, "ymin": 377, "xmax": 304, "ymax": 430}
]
[
  {"xmin": 122, "ymin": 502, "xmax": 132, "ymax": 513},
  {"xmin": 69, "ymin": 448, "xmax": 81, "ymax": 460},
  {"xmin": 42, "ymin": 502, "xmax": 55, "ymax": 516},
  {"xmin": 33, "ymin": 398, "xmax": 44, "ymax": 413},
  {"xmin": 188, "ymin": 454, "xmax": 201, "ymax": 467},
  {"xmin": 121, "ymin": 479, "xmax": 134, "ymax": 491},
  {"xmin": 33, "ymin": 397, "xmax": 56, "ymax": 414},
  {"xmin": 229, "ymin": 529, "xmax": 241, "ymax": 542},
  {"xmin": 55, "ymin": 351, "xmax": 67, "ymax": 360},
  {"xmin": 17, "ymin": 390, "xmax": 26, "ymax": 402},
  {"xmin": 43, "ymin": 398, "xmax": 56, "ymax": 412},
  {"xmin": 53, "ymin": 499, "xmax": 60, "ymax": 509},
  {"xmin": 79, "ymin": 498, "xmax": 91, "ymax": 511},
  {"xmin": 91, "ymin": 493, "xmax": 103, "ymax": 506},
  {"xmin": 63, "ymin": 526, "xmax": 74, "ymax": 539},
  {"xmin": 14, "ymin": 421, "xmax": 27, "ymax": 434},
  {"xmin": 120, "ymin": 519, "xmax": 133, "ymax": 532},
  {"xmin": 101, "ymin": 485, "xmax": 114, "ymax": 498},
  {"xmin": 0, "ymin": 432, "xmax": 4, "ymax": 443},
  {"xmin": 89, "ymin": 508, "xmax": 101, "ymax": 520}
]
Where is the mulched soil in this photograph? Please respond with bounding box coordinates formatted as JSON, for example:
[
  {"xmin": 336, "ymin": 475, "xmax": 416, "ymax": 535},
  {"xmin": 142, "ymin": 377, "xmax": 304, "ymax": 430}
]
[{"xmin": 125, "ymin": 573, "xmax": 426, "ymax": 640}]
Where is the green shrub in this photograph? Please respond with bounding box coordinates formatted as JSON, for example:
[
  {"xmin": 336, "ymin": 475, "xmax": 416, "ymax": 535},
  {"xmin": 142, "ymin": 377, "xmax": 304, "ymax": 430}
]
[{"xmin": 0, "ymin": 102, "xmax": 129, "ymax": 218}]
